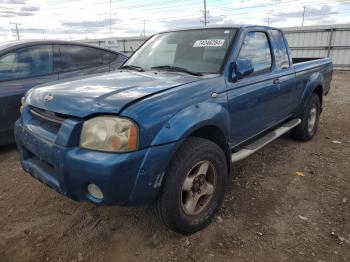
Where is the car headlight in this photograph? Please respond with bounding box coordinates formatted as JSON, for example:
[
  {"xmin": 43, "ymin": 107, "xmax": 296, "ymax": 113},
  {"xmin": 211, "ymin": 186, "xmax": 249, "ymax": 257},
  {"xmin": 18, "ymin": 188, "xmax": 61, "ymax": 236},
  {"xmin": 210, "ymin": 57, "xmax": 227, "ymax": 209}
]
[
  {"xmin": 20, "ymin": 89, "xmax": 33, "ymax": 113},
  {"xmin": 80, "ymin": 116, "xmax": 138, "ymax": 152},
  {"xmin": 20, "ymin": 97, "xmax": 25, "ymax": 113}
]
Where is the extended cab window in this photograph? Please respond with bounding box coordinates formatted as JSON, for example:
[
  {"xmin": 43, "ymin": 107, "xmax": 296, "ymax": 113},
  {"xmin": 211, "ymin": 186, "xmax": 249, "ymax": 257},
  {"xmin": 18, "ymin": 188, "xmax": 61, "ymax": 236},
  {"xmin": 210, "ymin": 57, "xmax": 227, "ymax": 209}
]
[
  {"xmin": 125, "ymin": 28, "xmax": 237, "ymax": 74},
  {"xmin": 0, "ymin": 45, "xmax": 53, "ymax": 81},
  {"xmin": 271, "ymin": 30, "xmax": 290, "ymax": 69},
  {"xmin": 238, "ymin": 31, "xmax": 272, "ymax": 74},
  {"xmin": 59, "ymin": 45, "xmax": 103, "ymax": 72}
]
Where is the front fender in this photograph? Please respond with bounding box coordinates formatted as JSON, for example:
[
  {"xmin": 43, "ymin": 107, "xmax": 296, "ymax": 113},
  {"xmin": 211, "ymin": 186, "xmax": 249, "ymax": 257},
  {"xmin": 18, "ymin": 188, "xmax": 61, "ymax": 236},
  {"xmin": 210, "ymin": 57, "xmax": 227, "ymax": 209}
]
[{"xmin": 151, "ymin": 100, "xmax": 230, "ymax": 146}]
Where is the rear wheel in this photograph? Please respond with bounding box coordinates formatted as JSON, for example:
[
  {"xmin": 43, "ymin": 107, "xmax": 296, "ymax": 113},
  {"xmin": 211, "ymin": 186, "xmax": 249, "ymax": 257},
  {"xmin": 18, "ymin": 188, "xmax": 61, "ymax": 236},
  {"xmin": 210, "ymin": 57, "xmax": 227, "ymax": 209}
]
[
  {"xmin": 154, "ymin": 137, "xmax": 227, "ymax": 234},
  {"xmin": 291, "ymin": 93, "xmax": 321, "ymax": 141}
]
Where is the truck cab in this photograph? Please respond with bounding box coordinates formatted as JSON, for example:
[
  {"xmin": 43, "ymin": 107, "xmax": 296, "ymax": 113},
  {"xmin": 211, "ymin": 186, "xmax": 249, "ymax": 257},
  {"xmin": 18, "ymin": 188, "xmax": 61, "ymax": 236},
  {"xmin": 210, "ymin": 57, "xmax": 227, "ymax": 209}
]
[{"xmin": 15, "ymin": 26, "xmax": 332, "ymax": 234}]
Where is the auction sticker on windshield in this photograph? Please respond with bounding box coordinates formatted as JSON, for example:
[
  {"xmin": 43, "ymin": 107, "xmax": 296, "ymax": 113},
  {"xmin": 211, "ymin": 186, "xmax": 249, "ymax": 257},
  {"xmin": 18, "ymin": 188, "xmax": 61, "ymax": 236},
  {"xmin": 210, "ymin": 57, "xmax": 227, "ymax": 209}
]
[{"xmin": 193, "ymin": 39, "xmax": 225, "ymax": 47}]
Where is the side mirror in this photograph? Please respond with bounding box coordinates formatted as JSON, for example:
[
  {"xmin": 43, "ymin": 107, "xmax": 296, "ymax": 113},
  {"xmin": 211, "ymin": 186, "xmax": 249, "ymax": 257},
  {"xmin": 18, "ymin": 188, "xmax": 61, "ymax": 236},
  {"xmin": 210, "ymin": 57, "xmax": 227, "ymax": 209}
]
[{"xmin": 235, "ymin": 58, "xmax": 254, "ymax": 79}]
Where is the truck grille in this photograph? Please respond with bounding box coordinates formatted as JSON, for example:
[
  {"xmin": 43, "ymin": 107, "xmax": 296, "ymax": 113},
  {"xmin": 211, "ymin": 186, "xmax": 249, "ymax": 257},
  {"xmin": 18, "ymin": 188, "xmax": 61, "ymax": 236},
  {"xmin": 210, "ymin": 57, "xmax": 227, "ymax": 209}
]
[{"xmin": 29, "ymin": 107, "xmax": 67, "ymax": 127}]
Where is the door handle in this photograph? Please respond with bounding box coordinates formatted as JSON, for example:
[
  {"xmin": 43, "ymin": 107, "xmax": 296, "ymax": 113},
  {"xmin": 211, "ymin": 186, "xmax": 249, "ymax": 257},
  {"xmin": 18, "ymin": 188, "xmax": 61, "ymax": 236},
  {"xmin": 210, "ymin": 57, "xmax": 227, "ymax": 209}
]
[{"xmin": 273, "ymin": 78, "xmax": 281, "ymax": 85}]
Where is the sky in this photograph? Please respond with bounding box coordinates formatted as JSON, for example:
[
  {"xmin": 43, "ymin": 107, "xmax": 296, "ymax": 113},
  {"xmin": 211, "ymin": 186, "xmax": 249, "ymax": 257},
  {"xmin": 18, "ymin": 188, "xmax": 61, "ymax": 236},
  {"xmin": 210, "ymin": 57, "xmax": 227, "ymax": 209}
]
[{"xmin": 0, "ymin": 0, "xmax": 350, "ymax": 41}]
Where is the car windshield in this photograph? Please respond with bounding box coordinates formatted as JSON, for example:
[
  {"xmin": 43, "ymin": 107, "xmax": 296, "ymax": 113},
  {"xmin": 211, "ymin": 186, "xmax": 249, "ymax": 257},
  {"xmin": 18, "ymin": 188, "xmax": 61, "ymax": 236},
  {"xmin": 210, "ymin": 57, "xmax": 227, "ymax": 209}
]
[{"xmin": 124, "ymin": 28, "xmax": 237, "ymax": 74}]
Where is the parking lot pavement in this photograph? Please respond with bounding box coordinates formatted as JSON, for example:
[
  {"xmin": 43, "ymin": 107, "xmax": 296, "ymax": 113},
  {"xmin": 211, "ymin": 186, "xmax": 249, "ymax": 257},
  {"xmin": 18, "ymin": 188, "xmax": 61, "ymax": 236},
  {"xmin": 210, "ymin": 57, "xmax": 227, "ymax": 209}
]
[{"xmin": 0, "ymin": 72, "xmax": 349, "ymax": 262}]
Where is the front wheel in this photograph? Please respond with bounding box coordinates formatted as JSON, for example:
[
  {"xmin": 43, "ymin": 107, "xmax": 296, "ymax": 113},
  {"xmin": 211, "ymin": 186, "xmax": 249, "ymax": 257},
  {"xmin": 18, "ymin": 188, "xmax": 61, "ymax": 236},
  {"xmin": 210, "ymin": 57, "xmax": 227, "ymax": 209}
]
[
  {"xmin": 291, "ymin": 93, "xmax": 321, "ymax": 141},
  {"xmin": 154, "ymin": 137, "xmax": 227, "ymax": 234}
]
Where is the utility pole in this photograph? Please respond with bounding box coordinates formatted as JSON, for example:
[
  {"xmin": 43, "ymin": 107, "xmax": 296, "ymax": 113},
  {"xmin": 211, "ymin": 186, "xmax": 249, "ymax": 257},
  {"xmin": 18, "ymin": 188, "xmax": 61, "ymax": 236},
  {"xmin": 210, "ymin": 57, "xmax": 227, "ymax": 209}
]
[
  {"xmin": 109, "ymin": 0, "xmax": 112, "ymax": 39},
  {"xmin": 301, "ymin": 6, "xmax": 306, "ymax": 27},
  {"xmin": 143, "ymin": 20, "xmax": 146, "ymax": 36},
  {"xmin": 201, "ymin": 0, "xmax": 209, "ymax": 26},
  {"xmin": 267, "ymin": 18, "xmax": 270, "ymax": 26},
  {"xmin": 10, "ymin": 22, "xmax": 20, "ymax": 40},
  {"xmin": 204, "ymin": 0, "xmax": 207, "ymax": 26}
]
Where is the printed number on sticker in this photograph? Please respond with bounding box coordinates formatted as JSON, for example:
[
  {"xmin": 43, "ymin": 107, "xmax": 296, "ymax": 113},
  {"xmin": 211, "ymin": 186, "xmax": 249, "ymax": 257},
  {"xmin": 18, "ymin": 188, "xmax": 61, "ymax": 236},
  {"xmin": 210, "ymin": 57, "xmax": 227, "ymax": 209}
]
[{"xmin": 193, "ymin": 39, "xmax": 225, "ymax": 47}]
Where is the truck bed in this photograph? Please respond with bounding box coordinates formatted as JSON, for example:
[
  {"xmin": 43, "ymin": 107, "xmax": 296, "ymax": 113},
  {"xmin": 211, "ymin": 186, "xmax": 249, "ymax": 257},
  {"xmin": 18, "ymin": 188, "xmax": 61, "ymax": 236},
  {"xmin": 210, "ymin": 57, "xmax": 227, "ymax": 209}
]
[{"xmin": 292, "ymin": 57, "xmax": 333, "ymax": 95}]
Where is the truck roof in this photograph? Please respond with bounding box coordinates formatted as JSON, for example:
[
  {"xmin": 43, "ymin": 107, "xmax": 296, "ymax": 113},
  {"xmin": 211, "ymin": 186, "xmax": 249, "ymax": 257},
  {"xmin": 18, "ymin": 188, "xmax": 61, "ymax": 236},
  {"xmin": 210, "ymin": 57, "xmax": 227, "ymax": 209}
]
[{"xmin": 159, "ymin": 25, "xmax": 281, "ymax": 34}]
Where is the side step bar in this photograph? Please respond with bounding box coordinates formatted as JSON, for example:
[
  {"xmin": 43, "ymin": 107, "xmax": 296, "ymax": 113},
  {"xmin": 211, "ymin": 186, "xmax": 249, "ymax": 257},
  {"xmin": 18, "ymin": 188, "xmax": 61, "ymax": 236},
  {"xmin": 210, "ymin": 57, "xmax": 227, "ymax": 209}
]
[{"xmin": 231, "ymin": 118, "xmax": 301, "ymax": 163}]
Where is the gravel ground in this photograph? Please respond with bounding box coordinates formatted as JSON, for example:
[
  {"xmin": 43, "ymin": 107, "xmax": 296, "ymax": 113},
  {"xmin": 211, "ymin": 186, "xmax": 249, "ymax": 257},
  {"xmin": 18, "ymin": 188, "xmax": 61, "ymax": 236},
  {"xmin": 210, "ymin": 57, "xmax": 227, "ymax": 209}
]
[{"xmin": 0, "ymin": 72, "xmax": 349, "ymax": 262}]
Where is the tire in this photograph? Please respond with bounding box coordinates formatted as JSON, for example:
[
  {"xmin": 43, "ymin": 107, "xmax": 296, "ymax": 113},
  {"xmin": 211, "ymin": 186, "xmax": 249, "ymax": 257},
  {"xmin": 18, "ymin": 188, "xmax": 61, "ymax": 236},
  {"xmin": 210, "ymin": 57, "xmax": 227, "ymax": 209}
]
[
  {"xmin": 154, "ymin": 137, "xmax": 227, "ymax": 234},
  {"xmin": 291, "ymin": 93, "xmax": 321, "ymax": 141}
]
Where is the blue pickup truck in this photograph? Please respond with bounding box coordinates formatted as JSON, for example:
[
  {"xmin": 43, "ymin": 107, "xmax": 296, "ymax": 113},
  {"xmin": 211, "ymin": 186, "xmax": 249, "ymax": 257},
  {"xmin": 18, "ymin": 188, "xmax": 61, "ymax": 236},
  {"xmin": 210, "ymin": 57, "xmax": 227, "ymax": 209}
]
[{"xmin": 15, "ymin": 26, "xmax": 332, "ymax": 234}]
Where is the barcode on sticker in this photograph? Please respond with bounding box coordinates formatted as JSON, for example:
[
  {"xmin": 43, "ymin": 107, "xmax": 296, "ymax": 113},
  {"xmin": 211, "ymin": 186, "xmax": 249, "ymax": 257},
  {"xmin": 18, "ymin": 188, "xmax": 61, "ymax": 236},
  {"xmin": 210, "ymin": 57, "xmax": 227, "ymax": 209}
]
[{"xmin": 193, "ymin": 39, "xmax": 225, "ymax": 47}]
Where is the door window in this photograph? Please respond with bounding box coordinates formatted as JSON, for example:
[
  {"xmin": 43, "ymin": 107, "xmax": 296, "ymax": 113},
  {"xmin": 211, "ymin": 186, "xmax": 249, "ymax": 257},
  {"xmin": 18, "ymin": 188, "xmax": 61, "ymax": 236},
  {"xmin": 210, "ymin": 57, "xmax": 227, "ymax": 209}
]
[
  {"xmin": 237, "ymin": 31, "xmax": 272, "ymax": 74},
  {"xmin": 271, "ymin": 30, "xmax": 290, "ymax": 69},
  {"xmin": 102, "ymin": 51, "xmax": 117, "ymax": 64},
  {"xmin": 59, "ymin": 45, "xmax": 103, "ymax": 72},
  {"xmin": 0, "ymin": 45, "xmax": 53, "ymax": 81}
]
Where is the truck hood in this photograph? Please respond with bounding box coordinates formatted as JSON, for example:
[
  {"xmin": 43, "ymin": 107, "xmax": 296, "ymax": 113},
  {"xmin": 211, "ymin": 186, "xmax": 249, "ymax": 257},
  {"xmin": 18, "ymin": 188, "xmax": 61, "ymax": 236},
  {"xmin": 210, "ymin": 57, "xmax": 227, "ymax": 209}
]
[{"xmin": 27, "ymin": 71, "xmax": 202, "ymax": 118}]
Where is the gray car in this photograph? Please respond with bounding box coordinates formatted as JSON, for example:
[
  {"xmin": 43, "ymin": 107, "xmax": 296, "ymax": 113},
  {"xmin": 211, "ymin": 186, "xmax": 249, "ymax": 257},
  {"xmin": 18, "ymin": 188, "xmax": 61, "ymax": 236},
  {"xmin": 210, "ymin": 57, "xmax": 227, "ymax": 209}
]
[{"xmin": 0, "ymin": 40, "xmax": 128, "ymax": 146}]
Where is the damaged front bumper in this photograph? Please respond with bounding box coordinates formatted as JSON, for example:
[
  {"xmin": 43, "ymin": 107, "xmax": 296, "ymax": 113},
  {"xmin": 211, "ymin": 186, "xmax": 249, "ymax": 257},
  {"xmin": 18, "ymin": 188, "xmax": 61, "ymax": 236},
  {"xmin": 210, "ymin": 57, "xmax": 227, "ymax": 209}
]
[{"xmin": 15, "ymin": 116, "xmax": 179, "ymax": 206}]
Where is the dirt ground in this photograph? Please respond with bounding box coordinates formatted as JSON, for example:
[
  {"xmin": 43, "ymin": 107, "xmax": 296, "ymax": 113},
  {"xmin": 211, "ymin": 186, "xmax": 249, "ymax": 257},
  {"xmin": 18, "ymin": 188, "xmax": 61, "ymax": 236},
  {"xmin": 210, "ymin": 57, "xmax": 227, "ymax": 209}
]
[{"xmin": 0, "ymin": 72, "xmax": 349, "ymax": 262}]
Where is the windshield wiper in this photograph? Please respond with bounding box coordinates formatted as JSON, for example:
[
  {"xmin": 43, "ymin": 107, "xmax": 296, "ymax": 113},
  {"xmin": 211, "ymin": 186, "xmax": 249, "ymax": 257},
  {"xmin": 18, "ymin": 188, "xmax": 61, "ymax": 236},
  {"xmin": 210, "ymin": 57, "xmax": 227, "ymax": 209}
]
[
  {"xmin": 151, "ymin": 65, "xmax": 203, "ymax": 76},
  {"xmin": 120, "ymin": 65, "xmax": 145, "ymax": 72}
]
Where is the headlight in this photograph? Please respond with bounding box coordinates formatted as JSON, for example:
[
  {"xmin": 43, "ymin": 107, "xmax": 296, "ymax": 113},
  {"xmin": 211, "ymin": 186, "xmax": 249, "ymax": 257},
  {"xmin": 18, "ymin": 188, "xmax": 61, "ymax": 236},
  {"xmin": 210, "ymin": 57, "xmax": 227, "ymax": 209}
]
[{"xmin": 80, "ymin": 116, "xmax": 138, "ymax": 152}]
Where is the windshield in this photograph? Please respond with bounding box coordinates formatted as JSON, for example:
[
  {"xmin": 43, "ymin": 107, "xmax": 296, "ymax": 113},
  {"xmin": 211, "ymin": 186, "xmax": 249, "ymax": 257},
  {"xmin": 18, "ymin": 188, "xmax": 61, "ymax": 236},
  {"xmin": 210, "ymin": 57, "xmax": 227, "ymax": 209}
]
[{"xmin": 125, "ymin": 28, "xmax": 237, "ymax": 74}]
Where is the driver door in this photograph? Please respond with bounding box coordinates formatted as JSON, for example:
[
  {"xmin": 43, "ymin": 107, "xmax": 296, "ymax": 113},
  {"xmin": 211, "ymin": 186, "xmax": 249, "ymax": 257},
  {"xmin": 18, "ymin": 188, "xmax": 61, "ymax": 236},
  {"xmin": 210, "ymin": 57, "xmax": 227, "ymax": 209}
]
[{"xmin": 226, "ymin": 31, "xmax": 281, "ymax": 146}]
